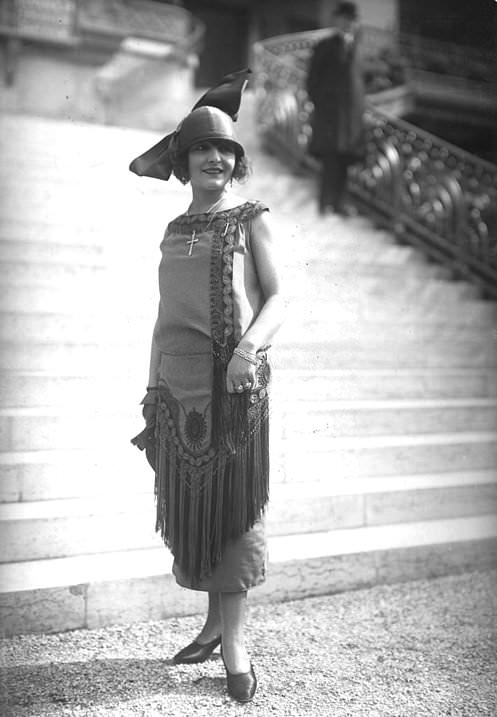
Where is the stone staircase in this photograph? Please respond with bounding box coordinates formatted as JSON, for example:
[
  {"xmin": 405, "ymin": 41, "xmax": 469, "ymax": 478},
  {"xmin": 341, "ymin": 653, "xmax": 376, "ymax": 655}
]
[{"xmin": 1, "ymin": 110, "xmax": 496, "ymax": 635}]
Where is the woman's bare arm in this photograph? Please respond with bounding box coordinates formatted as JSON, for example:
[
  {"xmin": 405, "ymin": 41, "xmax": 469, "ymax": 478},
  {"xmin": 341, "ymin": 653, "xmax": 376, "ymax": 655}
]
[{"xmin": 226, "ymin": 211, "xmax": 287, "ymax": 392}]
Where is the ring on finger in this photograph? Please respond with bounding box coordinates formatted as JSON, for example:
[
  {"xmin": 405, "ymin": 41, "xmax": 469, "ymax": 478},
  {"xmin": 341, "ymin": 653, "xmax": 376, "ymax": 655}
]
[
  {"xmin": 236, "ymin": 384, "xmax": 244, "ymax": 392},
  {"xmin": 244, "ymin": 382, "xmax": 251, "ymax": 390}
]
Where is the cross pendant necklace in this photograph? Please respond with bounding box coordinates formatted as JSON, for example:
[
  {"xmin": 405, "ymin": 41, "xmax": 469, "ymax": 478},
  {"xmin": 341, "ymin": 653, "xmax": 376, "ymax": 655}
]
[
  {"xmin": 187, "ymin": 229, "xmax": 198, "ymax": 256},
  {"xmin": 185, "ymin": 193, "xmax": 228, "ymax": 256}
]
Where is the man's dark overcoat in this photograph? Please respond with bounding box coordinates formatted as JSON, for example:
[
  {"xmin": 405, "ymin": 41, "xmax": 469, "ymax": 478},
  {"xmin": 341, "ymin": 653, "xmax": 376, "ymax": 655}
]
[{"xmin": 306, "ymin": 30, "xmax": 365, "ymax": 157}]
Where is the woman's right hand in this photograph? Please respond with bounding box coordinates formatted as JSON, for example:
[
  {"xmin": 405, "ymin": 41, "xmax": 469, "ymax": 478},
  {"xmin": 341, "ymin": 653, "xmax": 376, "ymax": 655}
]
[{"xmin": 226, "ymin": 353, "xmax": 257, "ymax": 394}]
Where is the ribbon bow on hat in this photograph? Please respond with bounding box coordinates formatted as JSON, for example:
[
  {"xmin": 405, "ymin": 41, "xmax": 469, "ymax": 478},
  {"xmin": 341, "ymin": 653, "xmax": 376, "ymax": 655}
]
[{"xmin": 129, "ymin": 68, "xmax": 251, "ymax": 181}]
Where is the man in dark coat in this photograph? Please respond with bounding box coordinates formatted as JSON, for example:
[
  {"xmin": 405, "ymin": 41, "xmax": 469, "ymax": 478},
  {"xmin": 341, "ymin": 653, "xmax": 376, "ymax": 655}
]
[{"xmin": 306, "ymin": 1, "xmax": 365, "ymax": 215}]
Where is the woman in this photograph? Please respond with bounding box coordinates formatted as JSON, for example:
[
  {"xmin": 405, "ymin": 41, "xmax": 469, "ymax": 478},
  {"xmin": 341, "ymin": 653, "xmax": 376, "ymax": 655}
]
[{"xmin": 130, "ymin": 70, "xmax": 285, "ymax": 703}]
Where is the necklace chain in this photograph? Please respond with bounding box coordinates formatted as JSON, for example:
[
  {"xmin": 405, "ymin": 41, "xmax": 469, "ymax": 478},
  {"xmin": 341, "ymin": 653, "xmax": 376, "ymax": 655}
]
[
  {"xmin": 187, "ymin": 193, "xmax": 227, "ymax": 217},
  {"xmin": 186, "ymin": 194, "xmax": 227, "ymax": 256}
]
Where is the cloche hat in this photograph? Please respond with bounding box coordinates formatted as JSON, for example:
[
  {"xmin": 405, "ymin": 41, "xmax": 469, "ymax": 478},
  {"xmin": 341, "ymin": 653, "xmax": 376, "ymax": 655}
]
[{"xmin": 129, "ymin": 68, "xmax": 251, "ymax": 181}]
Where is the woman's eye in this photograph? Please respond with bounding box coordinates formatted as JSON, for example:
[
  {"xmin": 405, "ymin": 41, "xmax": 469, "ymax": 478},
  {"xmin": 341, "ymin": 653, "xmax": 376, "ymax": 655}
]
[
  {"xmin": 190, "ymin": 141, "xmax": 234, "ymax": 156},
  {"xmin": 217, "ymin": 143, "xmax": 234, "ymax": 155}
]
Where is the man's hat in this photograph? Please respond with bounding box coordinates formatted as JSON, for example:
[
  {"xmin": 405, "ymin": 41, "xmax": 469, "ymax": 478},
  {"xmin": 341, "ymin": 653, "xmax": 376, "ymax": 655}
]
[
  {"xmin": 334, "ymin": 2, "xmax": 359, "ymax": 20},
  {"xmin": 129, "ymin": 68, "xmax": 251, "ymax": 181}
]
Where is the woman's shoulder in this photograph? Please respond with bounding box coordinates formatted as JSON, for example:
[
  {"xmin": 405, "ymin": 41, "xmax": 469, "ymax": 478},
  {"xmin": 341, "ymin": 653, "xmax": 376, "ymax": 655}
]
[{"xmin": 235, "ymin": 199, "xmax": 269, "ymax": 222}]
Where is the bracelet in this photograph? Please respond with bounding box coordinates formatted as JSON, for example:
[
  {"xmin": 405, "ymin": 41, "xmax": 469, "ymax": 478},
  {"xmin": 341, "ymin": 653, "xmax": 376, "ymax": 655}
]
[
  {"xmin": 234, "ymin": 347, "xmax": 258, "ymax": 365},
  {"xmin": 141, "ymin": 387, "xmax": 159, "ymax": 405}
]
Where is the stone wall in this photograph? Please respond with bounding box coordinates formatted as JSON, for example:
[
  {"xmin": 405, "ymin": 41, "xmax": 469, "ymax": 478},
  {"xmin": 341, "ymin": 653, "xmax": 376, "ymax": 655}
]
[
  {"xmin": 0, "ymin": 0, "xmax": 201, "ymax": 129},
  {"xmin": 0, "ymin": 42, "xmax": 196, "ymax": 129}
]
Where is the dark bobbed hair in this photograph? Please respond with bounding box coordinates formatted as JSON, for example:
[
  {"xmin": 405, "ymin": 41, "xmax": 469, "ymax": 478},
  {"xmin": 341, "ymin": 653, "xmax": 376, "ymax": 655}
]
[{"xmin": 170, "ymin": 140, "xmax": 251, "ymax": 185}]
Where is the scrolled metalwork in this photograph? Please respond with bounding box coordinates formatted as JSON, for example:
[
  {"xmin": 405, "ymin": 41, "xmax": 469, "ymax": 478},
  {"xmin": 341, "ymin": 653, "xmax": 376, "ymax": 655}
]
[{"xmin": 254, "ymin": 30, "xmax": 497, "ymax": 297}]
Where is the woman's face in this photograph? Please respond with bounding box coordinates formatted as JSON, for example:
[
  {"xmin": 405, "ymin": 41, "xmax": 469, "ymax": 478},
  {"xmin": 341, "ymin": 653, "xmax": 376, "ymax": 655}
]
[{"xmin": 188, "ymin": 140, "xmax": 236, "ymax": 190}]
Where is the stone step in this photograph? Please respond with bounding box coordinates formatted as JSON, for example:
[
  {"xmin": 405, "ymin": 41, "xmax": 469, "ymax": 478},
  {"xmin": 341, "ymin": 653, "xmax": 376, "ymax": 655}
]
[
  {"xmin": 2, "ymin": 338, "xmax": 496, "ymax": 372},
  {"xmin": 1, "ymin": 309, "xmax": 494, "ymax": 344},
  {"xmin": 0, "ymin": 250, "xmax": 451, "ymax": 289},
  {"xmin": 2, "ymin": 368, "xmax": 496, "ymax": 410},
  {"xmin": 0, "ymin": 239, "xmax": 106, "ymax": 265},
  {"xmin": 0, "ymin": 215, "xmax": 162, "ymax": 247},
  {"xmin": 0, "ymin": 204, "xmax": 474, "ymax": 261},
  {"xmin": 0, "ymin": 111, "xmax": 146, "ymax": 144},
  {"xmin": 1, "ymin": 472, "xmax": 496, "ymax": 564},
  {"xmin": 0, "ymin": 446, "xmax": 150, "ymax": 504},
  {"xmin": 1, "ymin": 238, "xmax": 442, "ymax": 292},
  {"xmin": 277, "ymin": 431, "xmax": 497, "ymax": 482},
  {"xmin": 1, "ymin": 432, "xmax": 496, "ymax": 504},
  {"xmin": 0, "ymin": 341, "xmax": 147, "ymax": 372},
  {"xmin": 3, "ymin": 367, "xmax": 497, "ymax": 412},
  {"xmin": 0, "ymin": 215, "xmax": 427, "ymax": 262},
  {"xmin": 277, "ymin": 398, "xmax": 497, "ymax": 438},
  {"xmin": 1, "ymin": 515, "xmax": 496, "ymax": 634},
  {"xmin": 0, "ymin": 369, "xmax": 145, "ymax": 407},
  {"xmin": 0, "ymin": 252, "xmax": 463, "ymax": 291},
  {"xmin": 0, "ymin": 261, "xmax": 107, "ymax": 287},
  {"xmin": 0, "ymin": 193, "xmax": 440, "ymax": 261},
  {"xmin": 296, "ymin": 276, "xmax": 492, "ymax": 314},
  {"xmin": 0, "ymin": 157, "xmax": 150, "ymax": 182},
  {"xmin": 273, "ymin": 340, "xmax": 497, "ymax": 369},
  {"xmin": 1, "ymin": 399, "xmax": 497, "ymax": 452},
  {"xmin": 0, "ymin": 390, "xmax": 491, "ymax": 501},
  {"xmin": 0, "ymin": 272, "xmax": 156, "ymax": 310},
  {"xmin": 3, "ymin": 286, "xmax": 489, "ymax": 337},
  {"xmin": 279, "ymin": 318, "xmax": 497, "ymax": 343},
  {"xmin": 1, "ymin": 279, "xmax": 492, "ymax": 325},
  {"xmin": 0, "ymin": 407, "xmax": 138, "ymax": 452},
  {"xmin": 272, "ymin": 369, "xmax": 497, "ymax": 401},
  {"xmin": 309, "ymin": 258, "xmax": 453, "ymax": 280}
]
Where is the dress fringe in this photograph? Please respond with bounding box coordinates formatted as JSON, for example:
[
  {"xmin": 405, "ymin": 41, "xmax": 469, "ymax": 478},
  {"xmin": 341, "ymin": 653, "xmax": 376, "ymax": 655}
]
[{"xmin": 154, "ymin": 353, "xmax": 270, "ymax": 585}]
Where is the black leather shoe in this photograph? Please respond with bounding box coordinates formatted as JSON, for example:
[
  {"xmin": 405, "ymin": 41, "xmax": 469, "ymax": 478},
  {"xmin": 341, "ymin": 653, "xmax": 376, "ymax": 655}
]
[
  {"xmin": 224, "ymin": 660, "xmax": 257, "ymax": 703},
  {"xmin": 173, "ymin": 635, "xmax": 221, "ymax": 664}
]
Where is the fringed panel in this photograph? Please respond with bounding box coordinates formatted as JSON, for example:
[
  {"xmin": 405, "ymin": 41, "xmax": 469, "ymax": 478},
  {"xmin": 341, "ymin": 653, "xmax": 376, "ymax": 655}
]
[{"xmin": 154, "ymin": 389, "xmax": 270, "ymax": 585}]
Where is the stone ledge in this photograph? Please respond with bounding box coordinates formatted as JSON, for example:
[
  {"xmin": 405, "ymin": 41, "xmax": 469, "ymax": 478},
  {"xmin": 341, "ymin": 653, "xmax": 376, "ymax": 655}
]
[
  {"xmin": 2, "ymin": 536, "xmax": 496, "ymax": 636},
  {"xmin": 2, "ymin": 484, "xmax": 496, "ymax": 563}
]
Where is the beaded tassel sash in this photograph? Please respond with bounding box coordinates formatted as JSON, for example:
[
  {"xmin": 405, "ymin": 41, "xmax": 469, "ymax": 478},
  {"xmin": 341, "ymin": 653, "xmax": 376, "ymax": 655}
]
[{"xmin": 154, "ymin": 201, "xmax": 271, "ymax": 585}]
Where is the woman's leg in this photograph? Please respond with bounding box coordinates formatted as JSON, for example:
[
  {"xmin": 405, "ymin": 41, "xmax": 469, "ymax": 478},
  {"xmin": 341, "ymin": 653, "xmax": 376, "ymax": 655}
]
[
  {"xmin": 220, "ymin": 591, "xmax": 250, "ymax": 674},
  {"xmin": 197, "ymin": 591, "xmax": 222, "ymax": 643},
  {"xmin": 173, "ymin": 591, "xmax": 221, "ymax": 663}
]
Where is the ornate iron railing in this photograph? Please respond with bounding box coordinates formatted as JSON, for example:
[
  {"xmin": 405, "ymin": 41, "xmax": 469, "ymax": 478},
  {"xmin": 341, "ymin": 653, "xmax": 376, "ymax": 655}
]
[{"xmin": 254, "ymin": 30, "xmax": 497, "ymax": 298}]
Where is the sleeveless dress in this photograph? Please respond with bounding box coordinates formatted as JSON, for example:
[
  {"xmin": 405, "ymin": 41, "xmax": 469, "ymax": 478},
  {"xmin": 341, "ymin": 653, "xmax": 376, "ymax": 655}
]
[{"xmin": 149, "ymin": 200, "xmax": 271, "ymax": 592}]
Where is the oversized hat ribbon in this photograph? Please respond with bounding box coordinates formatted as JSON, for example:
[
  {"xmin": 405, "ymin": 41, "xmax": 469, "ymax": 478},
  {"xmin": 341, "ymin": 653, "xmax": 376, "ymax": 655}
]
[{"xmin": 129, "ymin": 68, "xmax": 251, "ymax": 181}]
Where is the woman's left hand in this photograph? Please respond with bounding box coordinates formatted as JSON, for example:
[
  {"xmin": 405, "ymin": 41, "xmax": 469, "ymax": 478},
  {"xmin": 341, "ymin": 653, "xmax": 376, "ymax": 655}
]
[{"xmin": 226, "ymin": 354, "xmax": 257, "ymax": 394}]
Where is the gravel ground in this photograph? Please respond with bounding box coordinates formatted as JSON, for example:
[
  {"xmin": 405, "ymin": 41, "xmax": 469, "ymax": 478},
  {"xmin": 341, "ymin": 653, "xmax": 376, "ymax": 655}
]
[{"xmin": 1, "ymin": 570, "xmax": 496, "ymax": 717}]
